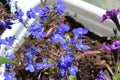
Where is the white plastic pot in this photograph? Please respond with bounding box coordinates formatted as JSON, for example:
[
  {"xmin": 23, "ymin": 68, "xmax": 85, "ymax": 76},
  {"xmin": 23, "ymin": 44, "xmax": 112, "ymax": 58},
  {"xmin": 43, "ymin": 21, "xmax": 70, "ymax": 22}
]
[
  {"xmin": 0, "ymin": 0, "xmax": 40, "ymax": 79},
  {"xmin": 0, "ymin": 0, "xmax": 116, "ymax": 79}
]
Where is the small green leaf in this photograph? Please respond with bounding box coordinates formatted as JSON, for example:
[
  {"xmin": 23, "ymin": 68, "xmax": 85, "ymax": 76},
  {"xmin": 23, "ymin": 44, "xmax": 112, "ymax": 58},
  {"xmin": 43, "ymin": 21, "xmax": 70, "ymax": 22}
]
[
  {"xmin": 112, "ymin": 73, "xmax": 120, "ymax": 80},
  {"xmin": 117, "ymin": 62, "xmax": 120, "ymax": 67},
  {"xmin": 48, "ymin": 58, "xmax": 52, "ymax": 63},
  {"xmin": 68, "ymin": 75, "xmax": 75, "ymax": 80},
  {"xmin": 44, "ymin": 72, "xmax": 49, "ymax": 75},
  {"xmin": 0, "ymin": 56, "xmax": 14, "ymax": 65}
]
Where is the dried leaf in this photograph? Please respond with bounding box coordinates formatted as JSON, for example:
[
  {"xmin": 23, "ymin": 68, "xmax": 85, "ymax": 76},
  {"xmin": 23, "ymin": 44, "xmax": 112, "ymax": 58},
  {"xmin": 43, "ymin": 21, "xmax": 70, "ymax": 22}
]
[{"xmin": 85, "ymin": 50, "xmax": 101, "ymax": 54}]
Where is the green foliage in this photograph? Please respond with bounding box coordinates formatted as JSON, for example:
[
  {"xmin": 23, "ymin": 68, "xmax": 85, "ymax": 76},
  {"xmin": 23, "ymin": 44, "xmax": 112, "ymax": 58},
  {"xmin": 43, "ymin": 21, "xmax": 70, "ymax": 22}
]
[
  {"xmin": 112, "ymin": 62, "xmax": 120, "ymax": 80},
  {"xmin": 68, "ymin": 75, "xmax": 75, "ymax": 80},
  {"xmin": 112, "ymin": 73, "xmax": 120, "ymax": 80},
  {"xmin": 0, "ymin": 56, "xmax": 14, "ymax": 65}
]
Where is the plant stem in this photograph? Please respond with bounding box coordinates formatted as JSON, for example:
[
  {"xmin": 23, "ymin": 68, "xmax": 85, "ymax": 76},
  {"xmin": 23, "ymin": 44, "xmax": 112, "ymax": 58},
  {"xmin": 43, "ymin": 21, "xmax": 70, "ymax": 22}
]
[
  {"xmin": 41, "ymin": 0, "xmax": 47, "ymax": 6},
  {"xmin": 112, "ymin": 49, "xmax": 119, "ymax": 75}
]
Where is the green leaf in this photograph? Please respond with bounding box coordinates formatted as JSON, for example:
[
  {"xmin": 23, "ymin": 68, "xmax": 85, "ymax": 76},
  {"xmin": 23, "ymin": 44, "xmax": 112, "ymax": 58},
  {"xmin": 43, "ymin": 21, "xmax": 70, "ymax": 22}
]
[
  {"xmin": 112, "ymin": 73, "xmax": 120, "ymax": 80},
  {"xmin": 0, "ymin": 56, "xmax": 14, "ymax": 65},
  {"xmin": 44, "ymin": 72, "xmax": 49, "ymax": 75},
  {"xmin": 68, "ymin": 75, "xmax": 75, "ymax": 80},
  {"xmin": 117, "ymin": 62, "xmax": 120, "ymax": 67},
  {"xmin": 48, "ymin": 58, "xmax": 52, "ymax": 63}
]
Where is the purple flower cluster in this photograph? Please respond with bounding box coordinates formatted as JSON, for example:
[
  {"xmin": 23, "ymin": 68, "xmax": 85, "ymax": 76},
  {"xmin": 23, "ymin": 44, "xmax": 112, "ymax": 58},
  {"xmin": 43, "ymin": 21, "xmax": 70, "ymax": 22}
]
[
  {"xmin": 24, "ymin": 45, "xmax": 53, "ymax": 72},
  {"xmin": 50, "ymin": 27, "xmax": 90, "ymax": 52},
  {"xmin": 34, "ymin": 58, "xmax": 53, "ymax": 70},
  {"xmin": 101, "ymin": 8, "xmax": 120, "ymax": 77},
  {"xmin": 5, "ymin": 53, "xmax": 15, "ymax": 69},
  {"xmin": 72, "ymin": 28, "xmax": 90, "ymax": 52},
  {"xmin": 28, "ymin": 22, "xmax": 46, "ymax": 39},
  {"xmin": 95, "ymin": 70, "xmax": 109, "ymax": 80},
  {"xmin": 100, "ymin": 8, "xmax": 120, "ymax": 28},
  {"xmin": 27, "ymin": 8, "xmax": 36, "ymax": 18},
  {"xmin": 56, "ymin": 24, "xmax": 70, "ymax": 36},
  {"xmin": 36, "ymin": 6, "xmax": 50, "ymax": 20},
  {"xmin": 14, "ymin": 10, "xmax": 24, "ymax": 22},
  {"xmin": 4, "ymin": 71, "xmax": 17, "ymax": 80},
  {"xmin": 0, "ymin": 20, "xmax": 13, "ymax": 29},
  {"xmin": 53, "ymin": 0, "xmax": 66, "ymax": 15},
  {"xmin": 50, "ymin": 33, "xmax": 69, "ymax": 50},
  {"xmin": 102, "ymin": 40, "xmax": 120, "ymax": 51},
  {"xmin": 102, "ymin": 41, "xmax": 120, "ymax": 63},
  {"xmin": 0, "ymin": 36, "xmax": 15, "ymax": 47},
  {"xmin": 58, "ymin": 53, "xmax": 78, "ymax": 79},
  {"xmin": 24, "ymin": 45, "xmax": 40, "ymax": 72},
  {"xmin": 50, "ymin": 24, "xmax": 70, "ymax": 50}
]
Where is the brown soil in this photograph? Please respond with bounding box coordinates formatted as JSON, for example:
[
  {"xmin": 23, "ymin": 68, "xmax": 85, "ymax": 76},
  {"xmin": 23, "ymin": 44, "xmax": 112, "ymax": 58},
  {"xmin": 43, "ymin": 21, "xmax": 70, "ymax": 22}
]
[
  {"xmin": 0, "ymin": 1, "xmax": 12, "ymax": 35},
  {"xmin": 0, "ymin": 28, "xmax": 5, "ymax": 35},
  {"xmin": 66, "ymin": 16, "xmax": 114, "ymax": 80}
]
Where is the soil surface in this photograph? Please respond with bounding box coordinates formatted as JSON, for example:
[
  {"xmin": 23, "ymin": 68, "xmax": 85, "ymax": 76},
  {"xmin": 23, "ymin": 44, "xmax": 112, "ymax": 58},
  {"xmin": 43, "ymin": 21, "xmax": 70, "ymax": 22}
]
[
  {"xmin": 66, "ymin": 16, "xmax": 114, "ymax": 80},
  {"xmin": 0, "ymin": 1, "xmax": 11, "ymax": 35},
  {"xmin": 11, "ymin": 16, "xmax": 115, "ymax": 80}
]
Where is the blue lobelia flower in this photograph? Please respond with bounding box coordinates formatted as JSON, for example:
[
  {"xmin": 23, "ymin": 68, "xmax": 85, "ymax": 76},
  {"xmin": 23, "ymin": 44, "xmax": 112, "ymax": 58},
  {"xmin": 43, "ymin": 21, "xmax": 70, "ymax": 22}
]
[
  {"xmin": 5, "ymin": 63, "xmax": 14, "ymax": 69},
  {"xmin": 5, "ymin": 53, "xmax": 16, "ymax": 69},
  {"xmin": 50, "ymin": 32, "xmax": 70, "ymax": 50},
  {"xmin": 0, "ymin": 20, "xmax": 13, "ymax": 29},
  {"xmin": 0, "ymin": 36, "xmax": 15, "ymax": 47},
  {"xmin": 36, "ymin": 6, "xmax": 50, "ymax": 20},
  {"xmin": 34, "ymin": 63, "xmax": 43, "ymax": 70},
  {"xmin": 24, "ymin": 45, "xmax": 41, "ymax": 72},
  {"xmin": 95, "ymin": 70, "xmax": 109, "ymax": 80},
  {"xmin": 61, "ymin": 43, "xmax": 70, "ymax": 50},
  {"xmin": 53, "ymin": 0, "xmax": 66, "ymax": 15},
  {"xmin": 76, "ymin": 39, "xmax": 90, "ymax": 52},
  {"xmin": 42, "ymin": 58, "xmax": 53, "ymax": 69},
  {"xmin": 5, "ymin": 36, "xmax": 16, "ymax": 46},
  {"xmin": 0, "ymin": 38, "xmax": 7, "ymax": 45},
  {"xmin": 52, "ymin": 34, "xmax": 70, "ymax": 49},
  {"xmin": 5, "ymin": 54, "xmax": 16, "ymax": 60},
  {"xmin": 36, "ymin": 6, "xmax": 44, "ymax": 15},
  {"xmin": 27, "ymin": 8, "xmax": 36, "ymax": 18},
  {"xmin": 25, "ymin": 52, "xmax": 34, "ymax": 62},
  {"xmin": 72, "ymin": 27, "xmax": 88, "ymax": 35},
  {"xmin": 72, "ymin": 28, "xmax": 88, "ymax": 42},
  {"xmin": 56, "ymin": 24, "xmax": 70, "ymax": 36},
  {"xmin": 24, "ymin": 45, "xmax": 40, "ymax": 63},
  {"xmin": 4, "ymin": 70, "xmax": 17, "ymax": 80},
  {"xmin": 58, "ymin": 54, "xmax": 74, "ymax": 71},
  {"xmin": 25, "ymin": 64, "xmax": 35, "ymax": 73},
  {"xmin": 100, "ymin": 9, "xmax": 120, "ymax": 27},
  {"xmin": 34, "ymin": 58, "xmax": 53, "ymax": 70},
  {"xmin": 50, "ymin": 34, "xmax": 65, "ymax": 44},
  {"xmin": 14, "ymin": 10, "xmax": 24, "ymax": 22},
  {"xmin": 58, "ymin": 53, "xmax": 78, "ymax": 79},
  {"xmin": 68, "ymin": 66, "xmax": 78, "ymax": 76},
  {"xmin": 28, "ymin": 22, "xmax": 46, "ymax": 39}
]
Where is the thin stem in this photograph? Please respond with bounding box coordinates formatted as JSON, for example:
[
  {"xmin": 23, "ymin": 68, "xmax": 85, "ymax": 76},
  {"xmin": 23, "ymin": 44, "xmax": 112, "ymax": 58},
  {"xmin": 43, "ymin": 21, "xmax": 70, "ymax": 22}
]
[
  {"xmin": 112, "ymin": 49, "xmax": 119, "ymax": 75},
  {"xmin": 41, "ymin": 0, "xmax": 47, "ymax": 6},
  {"xmin": 64, "ymin": 71, "xmax": 68, "ymax": 80}
]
